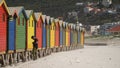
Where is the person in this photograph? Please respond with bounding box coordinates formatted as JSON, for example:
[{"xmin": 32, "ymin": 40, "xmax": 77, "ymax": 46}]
[{"xmin": 31, "ymin": 36, "xmax": 38, "ymax": 60}]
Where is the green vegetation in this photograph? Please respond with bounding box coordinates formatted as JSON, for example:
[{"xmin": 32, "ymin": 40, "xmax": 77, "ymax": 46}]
[{"xmin": 6, "ymin": 0, "xmax": 120, "ymax": 25}]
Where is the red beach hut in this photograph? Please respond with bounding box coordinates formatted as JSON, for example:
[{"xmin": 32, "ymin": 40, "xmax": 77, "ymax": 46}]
[
  {"xmin": 0, "ymin": 0, "xmax": 10, "ymax": 53},
  {"xmin": 34, "ymin": 12, "xmax": 43, "ymax": 49}
]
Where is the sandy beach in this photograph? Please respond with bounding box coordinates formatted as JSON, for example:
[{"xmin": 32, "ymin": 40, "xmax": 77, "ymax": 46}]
[{"xmin": 4, "ymin": 38, "xmax": 120, "ymax": 68}]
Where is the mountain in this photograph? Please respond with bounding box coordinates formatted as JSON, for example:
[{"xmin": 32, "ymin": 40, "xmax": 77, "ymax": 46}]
[{"xmin": 6, "ymin": 0, "xmax": 120, "ymax": 25}]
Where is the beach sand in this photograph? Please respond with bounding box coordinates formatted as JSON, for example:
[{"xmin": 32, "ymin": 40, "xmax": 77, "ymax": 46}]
[{"xmin": 5, "ymin": 38, "xmax": 120, "ymax": 68}]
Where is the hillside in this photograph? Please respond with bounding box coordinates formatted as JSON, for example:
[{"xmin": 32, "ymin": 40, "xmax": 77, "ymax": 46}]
[{"xmin": 6, "ymin": 0, "xmax": 120, "ymax": 25}]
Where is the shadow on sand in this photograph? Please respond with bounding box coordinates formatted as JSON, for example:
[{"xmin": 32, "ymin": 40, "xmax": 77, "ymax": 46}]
[{"xmin": 85, "ymin": 43, "xmax": 107, "ymax": 46}]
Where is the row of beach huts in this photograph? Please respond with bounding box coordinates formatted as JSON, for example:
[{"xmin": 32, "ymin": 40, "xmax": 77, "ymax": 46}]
[{"xmin": 0, "ymin": 0, "xmax": 85, "ymax": 66}]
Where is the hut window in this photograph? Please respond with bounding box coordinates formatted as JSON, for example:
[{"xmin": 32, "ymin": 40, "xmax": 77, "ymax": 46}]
[
  {"xmin": 3, "ymin": 13, "xmax": 5, "ymax": 22},
  {"xmin": 32, "ymin": 20, "xmax": 34, "ymax": 27},
  {"xmin": 22, "ymin": 18, "xmax": 24, "ymax": 26},
  {"xmin": 18, "ymin": 18, "xmax": 20, "ymax": 25}
]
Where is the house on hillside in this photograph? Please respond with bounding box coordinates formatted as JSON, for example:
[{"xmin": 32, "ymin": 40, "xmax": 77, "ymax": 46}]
[
  {"xmin": 90, "ymin": 25, "xmax": 100, "ymax": 36},
  {"xmin": 108, "ymin": 25, "xmax": 120, "ymax": 35},
  {"xmin": 99, "ymin": 22, "xmax": 120, "ymax": 35},
  {"xmin": 102, "ymin": 0, "xmax": 112, "ymax": 7}
]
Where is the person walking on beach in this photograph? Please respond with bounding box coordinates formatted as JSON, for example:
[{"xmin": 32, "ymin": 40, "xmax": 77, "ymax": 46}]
[{"xmin": 31, "ymin": 36, "xmax": 38, "ymax": 60}]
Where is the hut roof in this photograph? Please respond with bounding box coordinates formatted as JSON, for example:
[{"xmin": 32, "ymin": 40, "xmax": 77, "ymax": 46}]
[
  {"xmin": 8, "ymin": 6, "xmax": 24, "ymax": 15},
  {"xmin": 25, "ymin": 10, "xmax": 33, "ymax": 18},
  {"xmin": 0, "ymin": 0, "xmax": 10, "ymax": 14},
  {"xmin": 46, "ymin": 16, "xmax": 50, "ymax": 24},
  {"xmin": 34, "ymin": 12, "xmax": 42, "ymax": 20}
]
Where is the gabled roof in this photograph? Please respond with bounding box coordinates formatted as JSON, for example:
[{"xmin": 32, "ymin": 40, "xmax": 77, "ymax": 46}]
[
  {"xmin": 73, "ymin": 24, "xmax": 76, "ymax": 30},
  {"xmin": 108, "ymin": 25, "xmax": 120, "ymax": 32},
  {"xmin": 67, "ymin": 23, "xmax": 71, "ymax": 29},
  {"xmin": 50, "ymin": 17, "xmax": 55, "ymax": 25},
  {"xmin": 76, "ymin": 26, "xmax": 80, "ymax": 31},
  {"xmin": 8, "ymin": 6, "xmax": 24, "ymax": 16},
  {"xmin": 25, "ymin": 10, "xmax": 33, "ymax": 18},
  {"xmin": 55, "ymin": 19, "xmax": 59, "ymax": 25},
  {"xmin": 59, "ymin": 20, "xmax": 63, "ymax": 27},
  {"xmin": 62, "ymin": 22, "xmax": 66, "ymax": 28},
  {"xmin": 69, "ymin": 23, "xmax": 73, "ymax": 29},
  {"xmin": 0, "ymin": 0, "xmax": 2, "ymax": 3},
  {"xmin": 25, "ymin": 10, "xmax": 36, "ymax": 21},
  {"xmin": 0, "ymin": 0, "xmax": 10, "ymax": 14},
  {"xmin": 42, "ymin": 15, "xmax": 46, "ymax": 23},
  {"xmin": 65, "ymin": 22, "xmax": 68, "ymax": 27},
  {"xmin": 46, "ymin": 16, "xmax": 50, "ymax": 24},
  {"xmin": 55, "ymin": 19, "xmax": 59, "ymax": 23},
  {"xmin": 34, "ymin": 12, "xmax": 42, "ymax": 20}
]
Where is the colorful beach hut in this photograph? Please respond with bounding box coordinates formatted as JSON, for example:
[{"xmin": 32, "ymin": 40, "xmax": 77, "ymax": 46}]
[
  {"xmin": 55, "ymin": 19, "xmax": 60, "ymax": 48},
  {"xmin": 73, "ymin": 24, "xmax": 77, "ymax": 46},
  {"xmin": 34, "ymin": 12, "xmax": 43, "ymax": 49},
  {"xmin": 75, "ymin": 25, "xmax": 78, "ymax": 46},
  {"xmin": 42, "ymin": 15, "xmax": 47, "ymax": 49},
  {"xmin": 50, "ymin": 18, "xmax": 55, "ymax": 48},
  {"xmin": 77, "ymin": 26, "xmax": 80, "ymax": 44},
  {"xmin": 8, "ymin": 6, "xmax": 27, "ymax": 52},
  {"xmin": 68, "ymin": 24, "xmax": 71, "ymax": 46},
  {"xmin": 65, "ymin": 23, "xmax": 69, "ymax": 46},
  {"xmin": 81, "ymin": 28, "xmax": 85, "ymax": 47},
  {"xmin": 62, "ymin": 22, "xmax": 66, "ymax": 50},
  {"xmin": 0, "ymin": 0, "xmax": 10, "ymax": 53},
  {"xmin": 70, "ymin": 24, "xmax": 73, "ymax": 46},
  {"xmin": 59, "ymin": 20, "xmax": 63, "ymax": 47},
  {"xmin": 46, "ymin": 16, "xmax": 51, "ymax": 48},
  {"xmin": 26, "ymin": 10, "xmax": 36, "ymax": 51}
]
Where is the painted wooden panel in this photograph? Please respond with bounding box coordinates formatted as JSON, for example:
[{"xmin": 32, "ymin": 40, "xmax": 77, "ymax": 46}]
[
  {"xmin": 36, "ymin": 17, "xmax": 42, "ymax": 49},
  {"xmin": 60, "ymin": 27, "xmax": 63, "ymax": 46},
  {"xmin": 27, "ymin": 15, "xmax": 35, "ymax": 50},
  {"xmin": 50, "ymin": 20, "xmax": 55, "ymax": 48},
  {"xmin": 0, "ymin": 5, "xmax": 8, "ymax": 52},
  {"xmin": 46, "ymin": 25, "xmax": 50, "ymax": 48},
  {"xmin": 66, "ymin": 25, "xmax": 70, "ymax": 46},
  {"xmin": 66, "ymin": 26, "xmax": 69, "ymax": 46},
  {"xmin": 76, "ymin": 30, "xmax": 78, "ymax": 44},
  {"xmin": 74, "ymin": 31, "xmax": 77, "ymax": 45},
  {"xmin": 8, "ymin": 19, "xmax": 15, "ymax": 51},
  {"xmin": 81, "ymin": 31, "xmax": 84, "ymax": 46},
  {"xmin": 62, "ymin": 28, "xmax": 66, "ymax": 46},
  {"xmin": 55, "ymin": 21, "xmax": 60, "ymax": 47},
  {"xmin": 68, "ymin": 26, "xmax": 70, "ymax": 46},
  {"xmin": 16, "ymin": 13, "xmax": 26, "ymax": 50},
  {"xmin": 42, "ymin": 23, "xmax": 47, "ymax": 48},
  {"xmin": 70, "ymin": 29, "xmax": 73, "ymax": 45},
  {"xmin": 73, "ymin": 31, "xmax": 75, "ymax": 45},
  {"xmin": 78, "ymin": 31, "xmax": 81, "ymax": 44}
]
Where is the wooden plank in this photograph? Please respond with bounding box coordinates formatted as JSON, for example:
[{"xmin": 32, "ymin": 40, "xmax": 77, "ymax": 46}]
[
  {"xmin": 0, "ymin": 51, "xmax": 5, "ymax": 54},
  {"xmin": 8, "ymin": 50, "xmax": 14, "ymax": 53},
  {"xmin": 16, "ymin": 49, "xmax": 25, "ymax": 52},
  {"xmin": 26, "ymin": 49, "xmax": 32, "ymax": 51}
]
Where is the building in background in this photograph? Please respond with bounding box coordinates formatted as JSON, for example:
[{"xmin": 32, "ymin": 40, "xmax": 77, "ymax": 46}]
[
  {"xmin": 108, "ymin": 25, "xmax": 120, "ymax": 35},
  {"xmin": 99, "ymin": 22, "xmax": 120, "ymax": 35},
  {"xmin": 91, "ymin": 25, "xmax": 100, "ymax": 35},
  {"xmin": 102, "ymin": 0, "xmax": 112, "ymax": 7}
]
